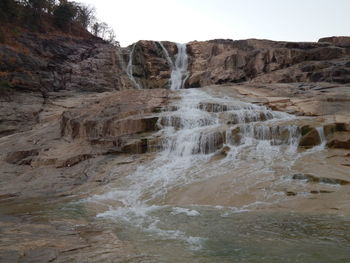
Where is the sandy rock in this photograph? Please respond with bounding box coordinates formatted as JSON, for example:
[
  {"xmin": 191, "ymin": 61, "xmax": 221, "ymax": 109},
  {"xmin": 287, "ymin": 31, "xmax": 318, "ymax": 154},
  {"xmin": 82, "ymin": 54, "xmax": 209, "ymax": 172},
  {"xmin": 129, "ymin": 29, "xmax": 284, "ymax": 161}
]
[
  {"xmin": 292, "ymin": 173, "xmax": 350, "ymax": 185},
  {"xmin": 187, "ymin": 39, "xmax": 349, "ymax": 86},
  {"xmin": 5, "ymin": 149, "xmax": 39, "ymax": 165},
  {"xmin": 299, "ymin": 128, "xmax": 322, "ymax": 148},
  {"xmin": 327, "ymin": 139, "xmax": 350, "ymax": 149}
]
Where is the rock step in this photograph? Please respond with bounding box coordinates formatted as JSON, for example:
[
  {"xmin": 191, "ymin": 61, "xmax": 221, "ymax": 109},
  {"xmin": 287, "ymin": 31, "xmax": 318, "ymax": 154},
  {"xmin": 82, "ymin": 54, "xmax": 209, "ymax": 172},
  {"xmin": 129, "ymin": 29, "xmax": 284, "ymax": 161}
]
[
  {"xmin": 61, "ymin": 113, "xmax": 160, "ymax": 140},
  {"xmin": 229, "ymin": 124, "xmax": 300, "ymax": 146},
  {"xmin": 299, "ymin": 123, "xmax": 350, "ymax": 149},
  {"xmin": 292, "ymin": 173, "xmax": 350, "ymax": 185}
]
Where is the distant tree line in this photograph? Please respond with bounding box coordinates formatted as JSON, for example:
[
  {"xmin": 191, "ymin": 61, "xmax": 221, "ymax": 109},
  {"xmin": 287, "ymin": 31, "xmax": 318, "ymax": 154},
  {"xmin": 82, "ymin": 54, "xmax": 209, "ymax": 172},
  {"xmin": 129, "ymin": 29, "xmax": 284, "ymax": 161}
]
[{"xmin": 0, "ymin": 0, "xmax": 119, "ymax": 46}]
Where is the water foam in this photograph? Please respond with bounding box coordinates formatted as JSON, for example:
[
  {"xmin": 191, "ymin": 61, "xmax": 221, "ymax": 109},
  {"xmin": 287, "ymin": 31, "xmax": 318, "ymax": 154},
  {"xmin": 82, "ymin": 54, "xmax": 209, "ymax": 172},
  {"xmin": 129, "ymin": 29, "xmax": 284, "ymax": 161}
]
[{"xmin": 87, "ymin": 88, "xmax": 327, "ymax": 251}]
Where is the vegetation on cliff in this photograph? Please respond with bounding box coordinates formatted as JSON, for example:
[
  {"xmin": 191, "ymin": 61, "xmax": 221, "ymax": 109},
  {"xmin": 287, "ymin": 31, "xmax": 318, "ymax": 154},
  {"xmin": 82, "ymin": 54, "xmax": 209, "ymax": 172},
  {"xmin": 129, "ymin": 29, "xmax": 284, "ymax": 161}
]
[{"xmin": 0, "ymin": 0, "xmax": 118, "ymax": 45}]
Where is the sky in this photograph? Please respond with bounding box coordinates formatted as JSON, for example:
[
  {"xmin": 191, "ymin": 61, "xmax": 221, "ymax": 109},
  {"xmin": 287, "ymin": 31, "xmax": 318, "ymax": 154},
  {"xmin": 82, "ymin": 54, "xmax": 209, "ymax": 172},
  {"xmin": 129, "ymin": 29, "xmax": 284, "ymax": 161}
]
[{"xmin": 79, "ymin": 0, "xmax": 350, "ymax": 47}]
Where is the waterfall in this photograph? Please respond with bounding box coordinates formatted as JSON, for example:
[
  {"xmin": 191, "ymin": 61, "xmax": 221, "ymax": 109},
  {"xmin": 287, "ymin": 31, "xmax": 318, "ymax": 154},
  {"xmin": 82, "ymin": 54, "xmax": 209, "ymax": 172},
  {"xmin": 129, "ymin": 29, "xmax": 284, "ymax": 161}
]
[
  {"xmin": 170, "ymin": 43, "xmax": 189, "ymax": 90},
  {"xmin": 316, "ymin": 126, "xmax": 327, "ymax": 150},
  {"xmin": 126, "ymin": 43, "xmax": 142, "ymax": 89},
  {"xmin": 158, "ymin": 42, "xmax": 189, "ymax": 90},
  {"xmin": 91, "ymin": 89, "xmax": 305, "ymax": 212},
  {"xmin": 87, "ymin": 88, "xmax": 331, "ymax": 256},
  {"xmin": 159, "ymin": 89, "xmax": 300, "ymax": 158}
]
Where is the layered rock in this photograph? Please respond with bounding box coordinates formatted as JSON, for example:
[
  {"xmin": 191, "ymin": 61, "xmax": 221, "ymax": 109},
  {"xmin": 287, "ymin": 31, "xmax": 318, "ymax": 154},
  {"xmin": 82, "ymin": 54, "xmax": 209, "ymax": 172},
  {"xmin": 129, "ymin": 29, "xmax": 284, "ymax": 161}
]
[
  {"xmin": 186, "ymin": 38, "xmax": 350, "ymax": 87},
  {"xmin": 2, "ymin": 34, "xmax": 350, "ymax": 97},
  {"xmin": 124, "ymin": 40, "xmax": 177, "ymax": 89},
  {"xmin": 0, "ymin": 32, "xmax": 132, "ymax": 94},
  {"xmin": 60, "ymin": 89, "xmax": 168, "ymax": 150}
]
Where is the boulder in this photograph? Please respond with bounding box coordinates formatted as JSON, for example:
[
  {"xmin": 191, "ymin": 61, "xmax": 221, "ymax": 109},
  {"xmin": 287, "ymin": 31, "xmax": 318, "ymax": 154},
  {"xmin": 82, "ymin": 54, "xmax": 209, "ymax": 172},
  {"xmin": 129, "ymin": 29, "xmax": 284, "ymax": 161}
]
[{"xmin": 299, "ymin": 128, "xmax": 321, "ymax": 148}]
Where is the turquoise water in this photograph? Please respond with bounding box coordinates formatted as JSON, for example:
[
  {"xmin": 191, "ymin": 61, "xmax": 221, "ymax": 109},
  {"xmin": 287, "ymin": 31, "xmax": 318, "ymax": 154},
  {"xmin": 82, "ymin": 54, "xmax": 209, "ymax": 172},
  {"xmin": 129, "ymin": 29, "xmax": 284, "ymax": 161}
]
[{"xmin": 111, "ymin": 207, "xmax": 350, "ymax": 263}]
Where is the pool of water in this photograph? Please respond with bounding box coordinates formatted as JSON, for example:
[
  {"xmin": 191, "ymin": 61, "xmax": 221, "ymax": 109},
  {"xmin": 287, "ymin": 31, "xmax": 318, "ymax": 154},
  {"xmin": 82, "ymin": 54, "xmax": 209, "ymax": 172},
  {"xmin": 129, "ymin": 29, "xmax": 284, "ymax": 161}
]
[{"xmin": 109, "ymin": 207, "xmax": 350, "ymax": 263}]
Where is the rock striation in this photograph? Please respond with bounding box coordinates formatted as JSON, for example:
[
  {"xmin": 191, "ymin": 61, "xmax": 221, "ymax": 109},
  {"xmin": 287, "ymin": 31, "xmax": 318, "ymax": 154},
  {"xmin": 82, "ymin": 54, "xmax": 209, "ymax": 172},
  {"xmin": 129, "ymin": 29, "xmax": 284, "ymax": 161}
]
[{"xmin": 186, "ymin": 38, "xmax": 350, "ymax": 87}]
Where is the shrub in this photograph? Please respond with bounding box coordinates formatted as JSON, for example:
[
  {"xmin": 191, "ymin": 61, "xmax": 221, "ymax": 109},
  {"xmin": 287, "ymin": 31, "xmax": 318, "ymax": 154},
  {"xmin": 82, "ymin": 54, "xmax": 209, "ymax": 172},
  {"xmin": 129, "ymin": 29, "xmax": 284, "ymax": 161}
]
[{"xmin": 53, "ymin": 2, "xmax": 77, "ymax": 30}]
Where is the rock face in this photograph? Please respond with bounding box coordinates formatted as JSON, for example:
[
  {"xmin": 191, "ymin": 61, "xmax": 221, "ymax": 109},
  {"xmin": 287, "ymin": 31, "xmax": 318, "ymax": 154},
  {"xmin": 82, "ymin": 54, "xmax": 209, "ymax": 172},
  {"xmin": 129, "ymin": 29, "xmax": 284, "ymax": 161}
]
[
  {"xmin": 186, "ymin": 39, "xmax": 350, "ymax": 87},
  {"xmin": 61, "ymin": 89, "xmax": 168, "ymax": 152},
  {"xmin": 1, "ymin": 34, "xmax": 350, "ymax": 96},
  {"xmin": 0, "ymin": 33, "xmax": 132, "ymax": 94},
  {"xmin": 299, "ymin": 128, "xmax": 321, "ymax": 148},
  {"xmin": 125, "ymin": 40, "xmax": 177, "ymax": 89},
  {"xmin": 113, "ymin": 37, "xmax": 350, "ymax": 89}
]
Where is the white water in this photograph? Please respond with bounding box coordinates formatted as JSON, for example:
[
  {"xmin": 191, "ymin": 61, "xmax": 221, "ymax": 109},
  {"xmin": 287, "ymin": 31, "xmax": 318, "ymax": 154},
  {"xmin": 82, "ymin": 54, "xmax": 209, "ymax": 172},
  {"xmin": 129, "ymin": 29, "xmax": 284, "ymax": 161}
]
[
  {"xmin": 158, "ymin": 42, "xmax": 189, "ymax": 90},
  {"xmin": 126, "ymin": 43, "xmax": 142, "ymax": 89},
  {"xmin": 171, "ymin": 43, "xmax": 189, "ymax": 90},
  {"xmin": 316, "ymin": 126, "xmax": 327, "ymax": 149},
  {"xmin": 83, "ymin": 44, "xmax": 343, "ymax": 260},
  {"xmin": 85, "ymin": 88, "xmax": 331, "ymax": 252}
]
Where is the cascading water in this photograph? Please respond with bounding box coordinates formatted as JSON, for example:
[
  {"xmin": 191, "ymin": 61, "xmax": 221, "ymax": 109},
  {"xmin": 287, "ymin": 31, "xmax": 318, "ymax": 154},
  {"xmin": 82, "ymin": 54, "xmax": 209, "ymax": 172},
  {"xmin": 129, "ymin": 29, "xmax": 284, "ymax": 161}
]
[
  {"xmin": 76, "ymin": 39, "xmax": 349, "ymax": 262},
  {"xmin": 170, "ymin": 43, "xmax": 189, "ymax": 90},
  {"xmin": 81, "ymin": 85, "xmax": 341, "ymax": 262},
  {"xmin": 158, "ymin": 42, "xmax": 189, "ymax": 90},
  {"xmin": 126, "ymin": 43, "xmax": 142, "ymax": 89}
]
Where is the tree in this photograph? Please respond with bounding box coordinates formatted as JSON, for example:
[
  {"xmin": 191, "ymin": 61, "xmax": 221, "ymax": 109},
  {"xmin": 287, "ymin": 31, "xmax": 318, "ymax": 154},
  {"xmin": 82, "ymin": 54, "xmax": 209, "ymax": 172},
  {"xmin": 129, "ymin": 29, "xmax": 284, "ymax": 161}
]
[
  {"xmin": 46, "ymin": 0, "xmax": 58, "ymax": 14},
  {"xmin": 0, "ymin": 0, "xmax": 18, "ymax": 23},
  {"xmin": 106, "ymin": 28, "xmax": 119, "ymax": 47},
  {"xmin": 91, "ymin": 21, "xmax": 119, "ymax": 46},
  {"xmin": 53, "ymin": 1, "xmax": 77, "ymax": 29},
  {"xmin": 25, "ymin": 0, "xmax": 47, "ymax": 10},
  {"xmin": 75, "ymin": 3, "xmax": 95, "ymax": 29}
]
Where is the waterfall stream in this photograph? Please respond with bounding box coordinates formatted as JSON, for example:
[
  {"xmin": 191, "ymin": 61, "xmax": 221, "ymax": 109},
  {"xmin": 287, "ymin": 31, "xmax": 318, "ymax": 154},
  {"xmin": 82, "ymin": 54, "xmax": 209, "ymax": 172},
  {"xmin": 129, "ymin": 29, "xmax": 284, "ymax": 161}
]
[
  {"xmin": 158, "ymin": 42, "xmax": 189, "ymax": 90},
  {"xmin": 170, "ymin": 43, "xmax": 189, "ymax": 90},
  {"xmin": 83, "ymin": 45, "xmax": 349, "ymax": 263},
  {"xmin": 126, "ymin": 43, "xmax": 142, "ymax": 89}
]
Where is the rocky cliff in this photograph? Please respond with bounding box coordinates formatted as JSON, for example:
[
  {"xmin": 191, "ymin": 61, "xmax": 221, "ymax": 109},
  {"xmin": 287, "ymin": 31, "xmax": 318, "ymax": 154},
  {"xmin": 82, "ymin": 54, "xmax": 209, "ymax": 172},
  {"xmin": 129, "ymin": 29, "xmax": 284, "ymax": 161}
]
[
  {"xmin": 2, "ymin": 33, "xmax": 350, "ymax": 95},
  {"xmin": 126, "ymin": 37, "xmax": 350, "ymax": 89}
]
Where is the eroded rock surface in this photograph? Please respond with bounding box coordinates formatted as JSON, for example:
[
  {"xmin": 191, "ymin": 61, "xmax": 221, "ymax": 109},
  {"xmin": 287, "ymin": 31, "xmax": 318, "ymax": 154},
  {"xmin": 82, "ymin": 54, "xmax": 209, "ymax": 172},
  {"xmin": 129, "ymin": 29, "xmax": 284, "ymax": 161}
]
[{"xmin": 186, "ymin": 38, "xmax": 350, "ymax": 87}]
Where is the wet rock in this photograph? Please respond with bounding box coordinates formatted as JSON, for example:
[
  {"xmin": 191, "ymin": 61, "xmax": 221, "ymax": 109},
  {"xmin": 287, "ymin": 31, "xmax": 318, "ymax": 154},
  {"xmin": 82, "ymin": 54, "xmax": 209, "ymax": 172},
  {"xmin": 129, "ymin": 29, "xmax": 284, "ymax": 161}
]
[
  {"xmin": 128, "ymin": 40, "xmax": 176, "ymax": 89},
  {"xmin": 159, "ymin": 116, "xmax": 182, "ymax": 129},
  {"xmin": 292, "ymin": 173, "xmax": 350, "ymax": 185},
  {"xmin": 310, "ymin": 190, "xmax": 334, "ymax": 194},
  {"xmin": 5, "ymin": 149, "xmax": 39, "ymax": 165},
  {"xmin": 195, "ymin": 131, "xmax": 226, "ymax": 154},
  {"xmin": 323, "ymin": 123, "xmax": 349, "ymax": 137},
  {"xmin": 22, "ymin": 247, "xmax": 58, "ymax": 263},
  {"xmin": 221, "ymin": 146, "xmax": 231, "ymax": 155},
  {"xmin": 327, "ymin": 139, "xmax": 350, "ymax": 149},
  {"xmin": 121, "ymin": 139, "xmax": 148, "ymax": 154},
  {"xmin": 301, "ymin": 125, "xmax": 313, "ymax": 136},
  {"xmin": 56, "ymin": 154, "xmax": 94, "ymax": 168},
  {"xmin": 299, "ymin": 128, "xmax": 321, "ymax": 148},
  {"xmin": 198, "ymin": 102, "xmax": 230, "ymax": 112},
  {"xmin": 230, "ymin": 127, "xmax": 242, "ymax": 145},
  {"xmin": 210, "ymin": 146, "xmax": 231, "ymax": 161}
]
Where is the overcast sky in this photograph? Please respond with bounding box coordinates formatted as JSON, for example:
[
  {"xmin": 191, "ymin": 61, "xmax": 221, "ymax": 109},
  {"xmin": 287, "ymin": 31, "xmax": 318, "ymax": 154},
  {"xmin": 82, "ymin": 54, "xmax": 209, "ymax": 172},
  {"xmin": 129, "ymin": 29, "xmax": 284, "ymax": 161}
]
[{"xmin": 79, "ymin": 0, "xmax": 350, "ymax": 47}]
